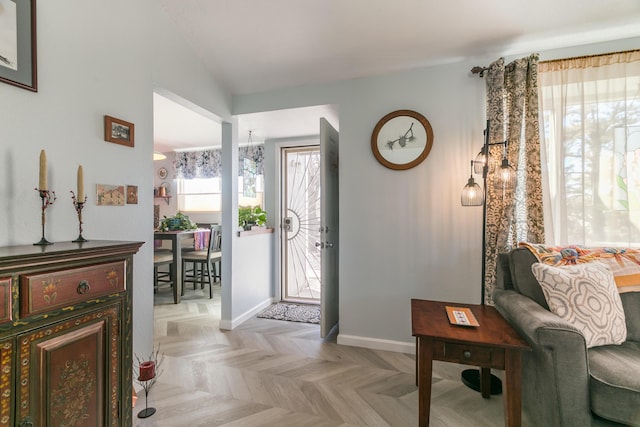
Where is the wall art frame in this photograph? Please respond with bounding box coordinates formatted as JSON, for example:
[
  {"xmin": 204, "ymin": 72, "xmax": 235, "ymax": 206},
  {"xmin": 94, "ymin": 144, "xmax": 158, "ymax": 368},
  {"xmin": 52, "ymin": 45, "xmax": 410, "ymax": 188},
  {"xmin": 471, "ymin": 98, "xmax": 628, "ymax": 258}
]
[
  {"xmin": 0, "ymin": 0, "xmax": 37, "ymax": 92},
  {"xmin": 104, "ymin": 115, "xmax": 135, "ymax": 147},
  {"xmin": 126, "ymin": 185, "xmax": 138, "ymax": 204},
  {"xmin": 96, "ymin": 184, "xmax": 125, "ymax": 206},
  {"xmin": 371, "ymin": 109, "xmax": 434, "ymax": 170}
]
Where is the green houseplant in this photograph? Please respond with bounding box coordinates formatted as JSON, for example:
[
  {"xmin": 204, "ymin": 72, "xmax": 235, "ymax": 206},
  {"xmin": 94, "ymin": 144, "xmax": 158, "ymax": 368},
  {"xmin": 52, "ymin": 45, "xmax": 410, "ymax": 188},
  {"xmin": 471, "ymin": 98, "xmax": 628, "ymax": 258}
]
[
  {"xmin": 238, "ymin": 206, "xmax": 266, "ymax": 230},
  {"xmin": 158, "ymin": 212, "xmax": 197, "ymax": 231}
]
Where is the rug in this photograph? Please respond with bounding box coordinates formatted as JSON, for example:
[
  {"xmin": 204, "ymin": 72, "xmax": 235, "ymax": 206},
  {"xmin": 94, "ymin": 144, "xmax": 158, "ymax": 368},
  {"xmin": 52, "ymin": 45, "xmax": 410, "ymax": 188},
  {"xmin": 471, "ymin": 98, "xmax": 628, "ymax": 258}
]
[{"xmin": 257, "ymin": 302, "xmax": 320, "ymax": 324}]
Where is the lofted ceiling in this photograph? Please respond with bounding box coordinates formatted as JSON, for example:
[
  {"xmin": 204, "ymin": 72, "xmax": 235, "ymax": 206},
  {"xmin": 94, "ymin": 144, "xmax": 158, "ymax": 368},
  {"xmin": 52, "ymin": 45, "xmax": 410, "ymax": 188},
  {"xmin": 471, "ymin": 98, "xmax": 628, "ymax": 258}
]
[{"xmin": 153, "ymin": 0, "xmax": 640, "ymax": 152}]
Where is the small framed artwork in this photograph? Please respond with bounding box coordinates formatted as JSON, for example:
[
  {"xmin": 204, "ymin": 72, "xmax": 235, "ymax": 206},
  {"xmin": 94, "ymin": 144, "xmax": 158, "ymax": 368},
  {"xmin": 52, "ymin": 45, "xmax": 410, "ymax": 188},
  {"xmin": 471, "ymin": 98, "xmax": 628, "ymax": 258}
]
[
  {"xmin": 104, "ymin": 115, "xmax": 135, "ymax": 147},
  {"xmin": 157, "ymin": 167, "xmax": 168, "ymax": 179},
  {"xmin": 371, "ymin": 110, "xmax": 434, "ymax": 170},
  {"xmin": 0, "ymin": 0, "xmax": 37, "ymax": 91},
  {"xmin": 96, "ymin": 184, "xmax": 125, "ymax": 206},
  {"xmin": 126, "ymin": 185, "xmax": 138, "ymax": 204}
]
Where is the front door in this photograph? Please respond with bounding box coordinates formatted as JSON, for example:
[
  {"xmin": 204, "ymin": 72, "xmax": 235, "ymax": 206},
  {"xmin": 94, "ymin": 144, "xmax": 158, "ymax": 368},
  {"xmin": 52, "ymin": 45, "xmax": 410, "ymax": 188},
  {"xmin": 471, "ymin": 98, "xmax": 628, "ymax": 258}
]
[
  {"xmin": 282, "ymin": 146, "xmax": 322, "ymax": 303},
  {"xmin": 280, "ymin": 118, "xmax": 339, "ymax": 338},
  {"xmin": 319, "ymin": 118, "xmax": 339, "ymax": 338}
]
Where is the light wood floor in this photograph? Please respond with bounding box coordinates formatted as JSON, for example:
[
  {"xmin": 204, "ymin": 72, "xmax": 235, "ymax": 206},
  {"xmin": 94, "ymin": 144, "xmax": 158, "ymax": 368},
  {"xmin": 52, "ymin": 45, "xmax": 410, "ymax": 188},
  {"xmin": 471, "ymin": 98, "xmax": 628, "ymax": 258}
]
[{"xmin": 136, "ymin": 283, "xmax": 529, "ymax": 426}]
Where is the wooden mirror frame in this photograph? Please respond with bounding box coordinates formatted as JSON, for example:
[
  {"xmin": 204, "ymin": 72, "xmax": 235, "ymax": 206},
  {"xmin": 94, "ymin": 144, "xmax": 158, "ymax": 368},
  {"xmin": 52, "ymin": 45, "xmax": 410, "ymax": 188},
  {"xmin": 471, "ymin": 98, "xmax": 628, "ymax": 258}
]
[{"xmin": 371, "ymin": 110, "xmax": 434, "ymax": 170}]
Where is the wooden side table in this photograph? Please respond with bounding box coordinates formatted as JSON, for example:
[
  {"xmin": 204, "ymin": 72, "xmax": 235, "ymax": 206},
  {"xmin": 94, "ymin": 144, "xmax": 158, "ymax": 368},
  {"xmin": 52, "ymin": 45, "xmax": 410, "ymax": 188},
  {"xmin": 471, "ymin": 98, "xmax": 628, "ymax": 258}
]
[{"xmin": 411, "ymin": 299, "xmax": 531, "ymax": 427}]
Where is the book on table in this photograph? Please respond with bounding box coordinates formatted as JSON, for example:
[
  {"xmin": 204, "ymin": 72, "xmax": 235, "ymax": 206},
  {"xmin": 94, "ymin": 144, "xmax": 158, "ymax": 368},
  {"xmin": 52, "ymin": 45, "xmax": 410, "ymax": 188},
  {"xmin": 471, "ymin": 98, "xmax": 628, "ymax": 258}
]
[{"xmin": 445, "ymin": 306, "xmax": 480, "ymax": 327}]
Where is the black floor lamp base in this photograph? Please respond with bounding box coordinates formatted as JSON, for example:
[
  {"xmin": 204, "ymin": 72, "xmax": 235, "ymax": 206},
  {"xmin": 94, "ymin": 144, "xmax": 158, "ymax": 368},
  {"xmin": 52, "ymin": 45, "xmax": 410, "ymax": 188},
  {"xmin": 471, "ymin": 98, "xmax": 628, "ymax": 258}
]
[
  {"xmin": 137, "ymin": 407, "xmax": 156, "ymax": 418},
  {"xmin": 461, "ymin": 368, "xmax": 502, "ymax": 395}
]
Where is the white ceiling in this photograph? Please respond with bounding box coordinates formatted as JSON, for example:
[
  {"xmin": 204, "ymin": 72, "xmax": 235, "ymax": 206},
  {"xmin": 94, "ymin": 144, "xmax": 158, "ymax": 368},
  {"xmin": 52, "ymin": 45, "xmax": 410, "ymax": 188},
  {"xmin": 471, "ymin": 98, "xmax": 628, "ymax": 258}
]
[{"xmin": 153, "ymin": 0, "xmax": 640, "ymax": 152}]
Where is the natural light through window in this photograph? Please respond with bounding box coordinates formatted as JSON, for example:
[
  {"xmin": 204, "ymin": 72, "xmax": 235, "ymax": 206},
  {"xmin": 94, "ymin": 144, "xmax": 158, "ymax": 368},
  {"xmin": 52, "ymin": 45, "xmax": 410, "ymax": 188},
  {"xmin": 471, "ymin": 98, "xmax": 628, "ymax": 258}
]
[
  {"xmin": 539, "ymin": 52, "xmax": 640, "ymax": 246},
  {"xmin": 176, "ymin": 176, "xmax": 264, "ymax": 212}
]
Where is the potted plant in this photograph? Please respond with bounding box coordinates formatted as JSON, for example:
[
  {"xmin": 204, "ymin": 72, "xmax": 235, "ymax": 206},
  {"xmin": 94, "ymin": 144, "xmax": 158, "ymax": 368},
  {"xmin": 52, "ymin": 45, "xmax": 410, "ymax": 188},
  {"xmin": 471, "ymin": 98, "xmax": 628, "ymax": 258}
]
[
  {"xmin": 158, "ymin": 212, "xmax": 197, "ymax": 231},
  {"xmin": 238, "ymin": 206, "xmax": 266, "ymax": 230}
]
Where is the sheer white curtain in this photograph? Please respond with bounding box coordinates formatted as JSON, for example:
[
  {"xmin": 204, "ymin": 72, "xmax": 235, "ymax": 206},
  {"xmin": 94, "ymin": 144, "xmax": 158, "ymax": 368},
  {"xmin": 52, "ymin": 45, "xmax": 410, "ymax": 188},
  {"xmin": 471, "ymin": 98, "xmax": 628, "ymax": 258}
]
[{"xmin": 539, "ymin": 50, "xmax": 640, "ymax": 246}]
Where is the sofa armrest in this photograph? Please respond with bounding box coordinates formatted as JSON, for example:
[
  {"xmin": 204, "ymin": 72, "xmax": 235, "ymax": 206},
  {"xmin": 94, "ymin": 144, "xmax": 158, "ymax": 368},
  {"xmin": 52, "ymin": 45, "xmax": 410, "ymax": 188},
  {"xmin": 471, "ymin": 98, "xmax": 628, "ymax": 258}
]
[{"xmin": 494, "ymin": 288, "xmax": 593, "ymax": 427}]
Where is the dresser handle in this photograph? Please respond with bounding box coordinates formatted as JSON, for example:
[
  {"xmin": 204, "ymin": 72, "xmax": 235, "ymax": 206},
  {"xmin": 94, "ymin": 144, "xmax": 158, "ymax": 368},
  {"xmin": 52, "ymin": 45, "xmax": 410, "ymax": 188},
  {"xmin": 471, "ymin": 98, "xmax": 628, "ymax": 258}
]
[
  {"xmin": 77, "ymin": 280, "xmax": 91, "ymax": 294},
  {"xmin": 463, "ymin": 350, "xmax": 471, "ymax": 359},
  {"xmin": 19, "ymin": 417, "xmax": 33, "ymax": 427}
]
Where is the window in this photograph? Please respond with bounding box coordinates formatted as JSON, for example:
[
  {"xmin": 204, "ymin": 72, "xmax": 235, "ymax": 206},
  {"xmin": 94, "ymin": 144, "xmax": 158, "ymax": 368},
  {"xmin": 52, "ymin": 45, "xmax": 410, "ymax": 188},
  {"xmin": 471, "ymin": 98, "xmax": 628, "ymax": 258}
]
[
  {"xmin": 177, "ymin": 177, "xmax": 222, "ymax": 212},
  {"xmin": 539, "ymin": 50, "xmax": 640, "ymax": 246},
  {"xmin": 176, "ymin": 176, "xmax": 264, "ymax": 212},
  {"xmin": 174, "ymin": 145, "xmax": 265, "ymax": 212}
]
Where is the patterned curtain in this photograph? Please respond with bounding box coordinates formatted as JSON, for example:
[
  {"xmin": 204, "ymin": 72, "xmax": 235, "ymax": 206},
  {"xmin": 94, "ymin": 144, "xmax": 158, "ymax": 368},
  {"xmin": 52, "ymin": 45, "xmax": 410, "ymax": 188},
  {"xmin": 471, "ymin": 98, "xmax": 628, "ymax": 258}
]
[
  {"xmin": 484, "ymin": 55, "xmax": 545, "ymax": 304},
  {"xmin": 174, "ymin": 145, "xmax": 264, "ymax": 179}
]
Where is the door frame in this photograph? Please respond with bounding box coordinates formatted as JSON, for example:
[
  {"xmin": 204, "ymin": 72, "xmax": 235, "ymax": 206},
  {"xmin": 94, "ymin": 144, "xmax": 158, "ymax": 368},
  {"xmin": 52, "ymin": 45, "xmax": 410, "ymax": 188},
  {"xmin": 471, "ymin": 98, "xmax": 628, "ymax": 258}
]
[{"xmin": 272, "ymin": 137, "xmax": 320, "ymax": 303}]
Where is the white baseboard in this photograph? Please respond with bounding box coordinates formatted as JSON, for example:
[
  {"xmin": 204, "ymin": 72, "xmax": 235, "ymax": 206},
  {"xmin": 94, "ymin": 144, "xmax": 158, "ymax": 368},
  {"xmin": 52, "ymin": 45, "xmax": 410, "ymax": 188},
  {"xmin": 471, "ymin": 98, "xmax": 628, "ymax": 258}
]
[
  {"xmin": 337, "ymin": 334, "xmax": 415, "ymax": 354},
  {"xmin": 219, "ymin": 298, "xmax": 274, "ymax": 330}
]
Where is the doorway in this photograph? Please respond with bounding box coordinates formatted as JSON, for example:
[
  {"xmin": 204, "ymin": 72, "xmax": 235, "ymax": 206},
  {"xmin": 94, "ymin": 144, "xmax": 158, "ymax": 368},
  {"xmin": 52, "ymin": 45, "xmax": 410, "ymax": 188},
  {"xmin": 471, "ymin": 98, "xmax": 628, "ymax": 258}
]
[
  {"xmin": 281, "ymin": 146, "xmax": 322, "ymax": 303},
  {"xmin": 278, "ymin": 118, "xmax": 339, "ymax": 338}
]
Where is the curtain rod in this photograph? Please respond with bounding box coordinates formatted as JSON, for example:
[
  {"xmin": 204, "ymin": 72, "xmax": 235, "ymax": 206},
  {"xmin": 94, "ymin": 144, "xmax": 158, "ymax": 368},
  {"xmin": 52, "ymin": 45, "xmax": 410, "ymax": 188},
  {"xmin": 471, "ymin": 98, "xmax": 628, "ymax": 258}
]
[
  {"xmin": 471, "ymin": 48, "xmax": 639, "ymax": 76},
  {"xmin": 470, "ymin": 66, "xmax": 489, "ymax": 77},
  {"xmin": 538, "ymin": 48, "xmax": 639, "ymax": 65}
]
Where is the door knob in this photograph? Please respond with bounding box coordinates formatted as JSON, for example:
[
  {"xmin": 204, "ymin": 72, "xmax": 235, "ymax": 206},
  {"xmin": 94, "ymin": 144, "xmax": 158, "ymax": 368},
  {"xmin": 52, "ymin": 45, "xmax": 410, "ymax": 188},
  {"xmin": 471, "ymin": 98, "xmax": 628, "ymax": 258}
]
[{"xmin": 315, "ymin": 241, "xmax": 324, "ymax": 248}]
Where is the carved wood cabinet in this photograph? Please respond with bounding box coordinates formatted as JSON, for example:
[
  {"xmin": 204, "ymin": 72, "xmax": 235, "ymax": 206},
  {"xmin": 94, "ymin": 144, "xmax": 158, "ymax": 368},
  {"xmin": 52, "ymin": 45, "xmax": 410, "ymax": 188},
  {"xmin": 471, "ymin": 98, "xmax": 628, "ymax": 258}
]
[{"xmin": 0, "ymin": 240, "xmax": 142, "ymax": 427}]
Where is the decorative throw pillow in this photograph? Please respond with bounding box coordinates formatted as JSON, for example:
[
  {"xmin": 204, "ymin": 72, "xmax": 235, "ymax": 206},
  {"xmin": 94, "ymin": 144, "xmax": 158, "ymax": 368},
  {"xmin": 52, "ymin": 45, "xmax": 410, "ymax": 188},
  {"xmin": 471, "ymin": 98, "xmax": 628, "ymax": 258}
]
[{"xmin": 531, "ymin": 262, "xmax": 627, "ymax": 348}]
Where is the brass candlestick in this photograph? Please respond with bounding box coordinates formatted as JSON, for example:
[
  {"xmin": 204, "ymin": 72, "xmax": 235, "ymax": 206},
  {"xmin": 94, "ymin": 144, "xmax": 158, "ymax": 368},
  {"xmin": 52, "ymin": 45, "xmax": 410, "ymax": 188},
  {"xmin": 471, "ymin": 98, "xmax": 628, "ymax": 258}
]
[
  {"xmin": 34, "ymin": 188, "xmax": 56, "ymax": 246},
  {"xmin": 70, "ymin": 191, "xmax": 88, "ymax": 243}
]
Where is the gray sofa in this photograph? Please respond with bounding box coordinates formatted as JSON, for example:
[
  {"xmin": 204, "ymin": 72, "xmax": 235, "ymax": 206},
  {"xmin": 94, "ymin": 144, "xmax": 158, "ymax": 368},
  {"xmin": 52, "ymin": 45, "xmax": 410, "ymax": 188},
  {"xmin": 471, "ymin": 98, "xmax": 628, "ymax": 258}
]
[{"xmin": 493, "ymin": 247, "xmax": 640, "ymax": 426}]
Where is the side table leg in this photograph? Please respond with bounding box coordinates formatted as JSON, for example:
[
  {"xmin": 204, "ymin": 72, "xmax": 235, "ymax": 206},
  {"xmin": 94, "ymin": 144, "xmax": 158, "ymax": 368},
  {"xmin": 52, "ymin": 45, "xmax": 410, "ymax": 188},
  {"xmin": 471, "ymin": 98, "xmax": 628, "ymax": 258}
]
[
  {"xmin": 503, "ymin": 350, "xmax": 523, "ymax": 427},
  {"xmin": 480, "ymin": 367, "xmax": 491, "ymax": 399},
  {"xmin": 417, "ymin": 337, "xmax": 434, "ymax": 427},
  {"xmin": 415, "ymin": 337, "xmax": 419, "ymax": 386}
]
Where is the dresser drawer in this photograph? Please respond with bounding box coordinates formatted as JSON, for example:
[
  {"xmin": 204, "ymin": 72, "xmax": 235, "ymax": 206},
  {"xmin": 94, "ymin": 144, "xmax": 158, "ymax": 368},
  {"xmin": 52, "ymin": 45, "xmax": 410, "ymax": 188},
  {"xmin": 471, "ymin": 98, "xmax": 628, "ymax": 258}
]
[
  {"xmin": 19, "ymin": 261, "xmax": 125, "ymax": 317},
  {"xmin": 435, "ymin": 341, "xmax": 505, "ymax": 368}
]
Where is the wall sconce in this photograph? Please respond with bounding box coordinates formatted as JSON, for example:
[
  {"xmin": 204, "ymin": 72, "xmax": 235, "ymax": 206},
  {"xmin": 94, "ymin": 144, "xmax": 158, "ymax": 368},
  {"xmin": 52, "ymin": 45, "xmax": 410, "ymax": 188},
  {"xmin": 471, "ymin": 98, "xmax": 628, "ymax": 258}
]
[{"xmin": 153, "ymin": 151, "xmax": 166, "ymax": 161}]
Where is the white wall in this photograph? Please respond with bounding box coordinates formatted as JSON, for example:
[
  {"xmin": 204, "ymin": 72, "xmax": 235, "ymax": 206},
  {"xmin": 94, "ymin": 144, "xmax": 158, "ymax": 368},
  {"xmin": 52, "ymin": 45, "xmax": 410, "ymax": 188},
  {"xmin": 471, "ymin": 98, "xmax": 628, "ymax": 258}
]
[
  {"xmin": 234, "ymin": 37, "xmax": 640, "ymax": 351},
  {"xmin": 0, "ymin": 0, "xmax": 231, "ymax": 359}
]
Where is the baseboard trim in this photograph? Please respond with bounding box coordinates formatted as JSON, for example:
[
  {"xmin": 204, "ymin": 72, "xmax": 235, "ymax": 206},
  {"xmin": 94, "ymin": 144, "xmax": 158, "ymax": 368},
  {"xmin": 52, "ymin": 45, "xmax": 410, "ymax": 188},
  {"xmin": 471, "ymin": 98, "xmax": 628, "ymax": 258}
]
[
  {"xmin": 337, "ymin": 334, "xmax": 415, "ymax": 354},
  {"xmin": 219, "ymin": 298, "xmax": 274, "ymax": 330}
]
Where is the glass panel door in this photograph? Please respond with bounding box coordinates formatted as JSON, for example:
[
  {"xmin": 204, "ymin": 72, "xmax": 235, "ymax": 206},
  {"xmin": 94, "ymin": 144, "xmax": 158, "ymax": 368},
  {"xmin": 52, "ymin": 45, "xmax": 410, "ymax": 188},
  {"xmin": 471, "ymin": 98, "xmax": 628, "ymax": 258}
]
[{"xmin": 282, "ymin": 146, "xmax": 321, "ymax": 302}]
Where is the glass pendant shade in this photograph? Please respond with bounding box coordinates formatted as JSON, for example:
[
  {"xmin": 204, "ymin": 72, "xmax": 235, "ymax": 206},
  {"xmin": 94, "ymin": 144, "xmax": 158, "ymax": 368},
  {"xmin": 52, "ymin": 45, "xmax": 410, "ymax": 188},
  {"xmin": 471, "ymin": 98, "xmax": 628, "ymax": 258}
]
[
  {"xmin": 495, "ymin": 157, "xmax": 516, "ymax": 190},
  {"xmin": 473, "ymin": 150, "xmax": 486, "ymax": 174},
  {"xmin": 461, "ymin": 176, "xmax": 484, "ymax": 206}
]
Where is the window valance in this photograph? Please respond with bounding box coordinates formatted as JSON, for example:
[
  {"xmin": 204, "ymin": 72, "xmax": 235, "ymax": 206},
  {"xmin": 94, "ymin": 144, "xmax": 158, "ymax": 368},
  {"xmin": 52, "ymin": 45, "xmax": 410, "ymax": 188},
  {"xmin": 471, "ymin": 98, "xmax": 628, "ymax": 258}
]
[{"xmin": 174, "ymin": 145, "xmax": 264, "ymax": 179}]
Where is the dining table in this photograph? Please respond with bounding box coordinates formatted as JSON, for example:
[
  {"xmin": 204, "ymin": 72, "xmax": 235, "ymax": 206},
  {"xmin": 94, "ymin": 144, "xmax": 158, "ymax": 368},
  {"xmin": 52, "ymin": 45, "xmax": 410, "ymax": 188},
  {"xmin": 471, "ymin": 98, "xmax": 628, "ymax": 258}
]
[{"xmin": 154, "ymin": 228, "xmax": 210, "ymax": 304}]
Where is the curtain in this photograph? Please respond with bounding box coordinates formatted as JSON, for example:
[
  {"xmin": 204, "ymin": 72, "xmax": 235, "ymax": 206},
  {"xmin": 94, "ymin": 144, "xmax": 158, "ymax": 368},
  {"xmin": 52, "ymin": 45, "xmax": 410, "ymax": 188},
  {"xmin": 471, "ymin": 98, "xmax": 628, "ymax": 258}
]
[
  {"xmin": 174, "ymin": 145, "xmax": 264, "ymax": 179},
  {"xmin": 484, "ymin": 55, "xmax": 545, "ymax": 304},
  {"xmin": 539, "ymin": 50, "xmax": 640, "ymax": 246}
]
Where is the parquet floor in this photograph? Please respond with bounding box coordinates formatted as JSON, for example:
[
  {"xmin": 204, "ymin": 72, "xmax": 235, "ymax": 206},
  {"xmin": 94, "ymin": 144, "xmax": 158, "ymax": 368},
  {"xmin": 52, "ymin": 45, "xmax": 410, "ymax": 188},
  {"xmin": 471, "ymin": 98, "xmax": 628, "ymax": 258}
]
[{"xmin": 136, "ymin": 283, "xmax": 528, "ymax": 426}]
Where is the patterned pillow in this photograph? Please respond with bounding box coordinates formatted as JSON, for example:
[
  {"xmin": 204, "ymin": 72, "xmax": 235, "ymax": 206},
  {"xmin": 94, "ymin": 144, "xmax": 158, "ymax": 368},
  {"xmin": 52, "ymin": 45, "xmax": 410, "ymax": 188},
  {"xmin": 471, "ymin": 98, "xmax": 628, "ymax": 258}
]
[{"xmin": 531, "ymin": 262, "xmax": 627, "ymax": 348}]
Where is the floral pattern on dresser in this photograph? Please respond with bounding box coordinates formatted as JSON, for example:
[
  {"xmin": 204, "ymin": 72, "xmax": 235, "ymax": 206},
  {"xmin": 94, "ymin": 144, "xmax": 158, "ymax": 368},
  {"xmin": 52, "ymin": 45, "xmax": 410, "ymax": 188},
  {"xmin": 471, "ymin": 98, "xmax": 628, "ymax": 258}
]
[{"xmin": 51, "ymin": 356, "xmax": 96, "ymax": 426}]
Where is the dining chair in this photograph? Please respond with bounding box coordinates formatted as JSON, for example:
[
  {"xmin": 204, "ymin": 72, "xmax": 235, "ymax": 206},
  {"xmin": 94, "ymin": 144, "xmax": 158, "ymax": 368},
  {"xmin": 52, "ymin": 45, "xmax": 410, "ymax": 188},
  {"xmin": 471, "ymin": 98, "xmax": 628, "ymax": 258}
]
[
  {"xmin": 181, "ymin": 225, "xmax": 221, "ymax": 298},
  {"xmin": 153, "ymin": 249, "xmax": 173, "ymax": 293}
]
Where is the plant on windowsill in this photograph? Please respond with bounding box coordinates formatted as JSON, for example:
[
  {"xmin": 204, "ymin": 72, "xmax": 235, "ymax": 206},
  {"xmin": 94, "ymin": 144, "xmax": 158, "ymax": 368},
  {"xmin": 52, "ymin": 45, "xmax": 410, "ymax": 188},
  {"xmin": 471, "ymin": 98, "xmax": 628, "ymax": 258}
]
[
  {"xmin": 238, "ymin": 206, "xmax": 266, "ymax": 231},
  {"xmin": 158, "ymin": 212, "xmax": 197, "ymax": 231}
]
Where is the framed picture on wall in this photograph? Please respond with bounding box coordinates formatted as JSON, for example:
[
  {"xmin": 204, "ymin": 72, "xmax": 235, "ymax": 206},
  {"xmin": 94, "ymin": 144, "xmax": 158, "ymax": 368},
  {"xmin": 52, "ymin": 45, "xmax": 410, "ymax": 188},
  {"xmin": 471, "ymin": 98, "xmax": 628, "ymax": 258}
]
[
  {"xmin": 104, "ymin": 115, "xmax": 135, "ymax": 147},
  {"xmin": 371, "ymin": 110, "xmax": 434, "ymax": 170},
  {"xmin": 0, "ymin": 0, "xmax": 37, "ymax": 91},
  {"xmin": 96, "ymin": 184, "xmax": 125, "ymax": 206}
]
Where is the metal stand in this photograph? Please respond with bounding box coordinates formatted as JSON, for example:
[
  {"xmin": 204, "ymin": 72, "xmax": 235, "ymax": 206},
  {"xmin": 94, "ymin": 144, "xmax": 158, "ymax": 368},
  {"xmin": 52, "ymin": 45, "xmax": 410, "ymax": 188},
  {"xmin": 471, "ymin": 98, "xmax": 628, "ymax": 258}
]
[
  {"xmin": 70, "ymin": 192, "xmax": 88, "ymax": 243},
  {"xmin": 461, "ymin": 119, "xmax": 505, "ymax": 396},
  {"xmin": 137, "ymin": 378, "xmax": 157, "ymax": 418},
  {"xmin": 461, "ymin": 368, "xmax": 502, "ymax": 395},
  {"xmin": 133, "ymin": 347, "xmax": 163, "ymax": 419},
  {"xmin": 34, "ymin": 188, "xmax": 56, "ymax": 246}
]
